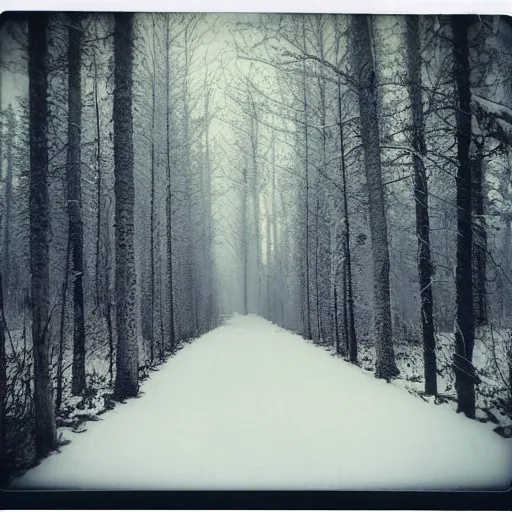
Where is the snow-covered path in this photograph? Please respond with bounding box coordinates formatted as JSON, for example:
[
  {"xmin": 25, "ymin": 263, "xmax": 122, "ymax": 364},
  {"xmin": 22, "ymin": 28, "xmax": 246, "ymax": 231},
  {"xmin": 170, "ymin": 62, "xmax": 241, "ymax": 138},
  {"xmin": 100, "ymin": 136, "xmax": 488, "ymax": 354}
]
[{"xmin": 12, "ymin": 315, "xmax": 512, "ymax": 490}]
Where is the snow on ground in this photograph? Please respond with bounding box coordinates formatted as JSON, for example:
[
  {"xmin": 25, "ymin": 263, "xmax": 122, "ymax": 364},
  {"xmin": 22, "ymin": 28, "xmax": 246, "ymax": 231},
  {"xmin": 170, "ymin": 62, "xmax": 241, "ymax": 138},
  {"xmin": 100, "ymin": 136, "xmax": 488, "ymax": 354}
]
[{"xmin": 11, "ymin": 314, "xmax": 512, "ymax": 491}]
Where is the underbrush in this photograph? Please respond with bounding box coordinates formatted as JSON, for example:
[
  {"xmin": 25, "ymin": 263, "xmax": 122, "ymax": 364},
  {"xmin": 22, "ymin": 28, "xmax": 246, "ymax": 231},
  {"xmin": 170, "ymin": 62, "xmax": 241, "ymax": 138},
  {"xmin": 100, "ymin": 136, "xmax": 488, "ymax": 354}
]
[
  {"xmin": 351, "ymin": 328, "xmax": 512, "ymax": 432},
  {"xmin": 3, "ymin": 313, "xmax": 180, "ymax": 486}
]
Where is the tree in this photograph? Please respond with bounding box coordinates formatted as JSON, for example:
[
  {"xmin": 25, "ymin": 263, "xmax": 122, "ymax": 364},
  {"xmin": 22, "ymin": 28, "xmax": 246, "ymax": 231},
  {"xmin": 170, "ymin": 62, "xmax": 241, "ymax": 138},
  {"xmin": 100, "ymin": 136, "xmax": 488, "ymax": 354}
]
[
  {"xmin": 28, "ymin": 13, "xmax": 58, "ymax": 457},
  {"xmin": 451, "ymin": 15, "xmax": 479, "ymax": 418},
  {"xmin": 301, "ymin": 19, "xmax": 312, "ymax": 340},
  {"xmin": 149, "ymin": 14, "xmax": 157, "ymax": 363},
  {"xmin": 2, "ymin": 105, "xmax": 14, "ymax": 297},
  {"xmin": 67, "ymin": 13, "xmax": 87, "ymax": 396},
  {"xmin": 405, "ymin": 15, "xmax": 437, "ymax": 395},
  {"xmin": 165, "ymin": 14, "xmax": 176, "ymax": 353},
  {"xmin": 337, "ymin": 77, "xmax": 357, "ymax": 364},
  {"xmin": 350, "ymin": 14, "xmax": 399, "ymax": 380},
  {"xmin": 0, "ymin": 271, "xmax": 7, "ymax": 483},
  {"xmin": 113, "ymin": 12, "xmax": 139, "ymax": 400}
]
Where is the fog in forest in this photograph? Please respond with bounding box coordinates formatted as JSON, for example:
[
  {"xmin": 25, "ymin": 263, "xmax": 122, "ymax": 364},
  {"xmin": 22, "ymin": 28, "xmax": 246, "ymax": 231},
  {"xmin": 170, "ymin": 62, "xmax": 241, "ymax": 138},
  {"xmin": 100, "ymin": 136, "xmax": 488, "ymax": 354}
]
[{"xmin": 0, "ymin": 12, "xmax": 511, "ymax": 491}]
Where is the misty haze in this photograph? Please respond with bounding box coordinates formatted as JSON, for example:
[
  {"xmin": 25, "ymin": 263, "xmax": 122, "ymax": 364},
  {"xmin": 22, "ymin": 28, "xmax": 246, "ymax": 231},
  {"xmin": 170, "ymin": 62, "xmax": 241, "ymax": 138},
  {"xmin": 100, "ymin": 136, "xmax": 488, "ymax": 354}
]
[{"xmin": 0, "ymin": 12, "xmax": 511, "ymax": 490}]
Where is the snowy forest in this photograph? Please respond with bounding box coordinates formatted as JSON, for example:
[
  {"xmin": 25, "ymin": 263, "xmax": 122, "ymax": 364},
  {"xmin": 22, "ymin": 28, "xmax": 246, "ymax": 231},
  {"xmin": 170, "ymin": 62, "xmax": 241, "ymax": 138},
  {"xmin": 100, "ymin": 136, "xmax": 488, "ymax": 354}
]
[{"xmin": 1, "ymin": 12, "xmax": 512, "ymax": 489}]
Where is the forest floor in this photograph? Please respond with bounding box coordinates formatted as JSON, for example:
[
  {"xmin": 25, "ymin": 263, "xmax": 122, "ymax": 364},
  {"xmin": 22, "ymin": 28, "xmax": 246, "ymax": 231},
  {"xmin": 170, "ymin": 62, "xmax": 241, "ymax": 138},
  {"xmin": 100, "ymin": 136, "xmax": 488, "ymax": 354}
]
[{"xmin": 10, "ymin": 314, "xmax": 512, "ymax": 490}]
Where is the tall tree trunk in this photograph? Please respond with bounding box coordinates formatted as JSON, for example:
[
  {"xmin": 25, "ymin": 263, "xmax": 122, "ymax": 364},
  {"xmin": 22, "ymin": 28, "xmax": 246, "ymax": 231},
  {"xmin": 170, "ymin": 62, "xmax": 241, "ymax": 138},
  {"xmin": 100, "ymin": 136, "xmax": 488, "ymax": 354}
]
[
  {"xmin": 249, "ymin": 108, "xmax": 261, "ymax": 314},
  {"xmin": 105, "ymin": 229, "xmax": 115, "ymax": 385},
  {"xmin": 350, "ymin": 14, "xmax": 398, "ymax": 380},
  {"xmin": 0, "ymin": 271, "xmax": 7, "ymax": 482},
  {"xmin": 242, "ymin": 160, "xmax": 249, "ymax": 316},
  {"xmin": 183, "ymin": 26, "xmax": 197, "ymax": 337},
  {"xmin": 337, "ymin": 79, "xmax": 357, "ymax": 364},
  {"xmin": 149, "ymin": 15, "xmax": 157, "ymax": 364},
  {"xmin": 113, "ymin": 12, "xmax": 138, "ymax": 400},
  {"xmin": 0, "ymin": 33, "xmax": 2, "ymax": 186},
  {"xmin": 165, "ymin": 15, "xmax": 176, "ymax": 352},
  {"xmin": 67, "ymin": 13, "xmax": 86, "ymax": 396},
  {"xmin": 451, "ymin": 15, "xmax": 478, "ymax": 418},
  {"xmin": 471, "ymin": 140, "xmax": 487, "ymax": 326},
  {"xmin": 271, "ymin": 133, "xmax": 279, "ymax": 324},
  {"xmin": 302, "ymin": 20, "xmax": 312, "ymax": 340},
  {"xmin": 94, "ymin": 56, "xmax": 103, "ymax": 311},
  {"xmin": 204, "ymin": 86, "xmax": 215, "ymax": 329},
  {"xmin": 314, "ymin": 193, "xmax": 321, "ymax": 340},
  {"xmin": 333, "ymin": 280, "xmax": 341, "ymax": 354},
  {"xmin": 266, "ymin": 196, "xmax": 272, "ymax": 320},
  {"xmin": 405, "ymin": 15, "xmax": 437, "ymax": 395},
  {"xmin": 28, "ymin": 13, "xmax": 58, "ymax": 457},
  {"xmin": 2, "ymin": 106, "xmax": 14, "ymax": 298},
  {"xmin": 316, "ymin": 42, "xmax": 327, "ymax": 343},
  {"xmin": 56, "ymin": 238, "xmax": 70, "ymax": 411}
]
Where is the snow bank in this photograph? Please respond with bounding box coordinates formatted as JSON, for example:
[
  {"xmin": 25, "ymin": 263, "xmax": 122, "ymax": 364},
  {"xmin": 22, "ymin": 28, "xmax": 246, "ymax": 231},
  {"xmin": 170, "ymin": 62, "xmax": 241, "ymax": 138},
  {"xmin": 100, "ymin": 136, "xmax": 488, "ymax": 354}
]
[{"xmin": 11, "ymin": 314, "xmax": 512, "ymax": 490}]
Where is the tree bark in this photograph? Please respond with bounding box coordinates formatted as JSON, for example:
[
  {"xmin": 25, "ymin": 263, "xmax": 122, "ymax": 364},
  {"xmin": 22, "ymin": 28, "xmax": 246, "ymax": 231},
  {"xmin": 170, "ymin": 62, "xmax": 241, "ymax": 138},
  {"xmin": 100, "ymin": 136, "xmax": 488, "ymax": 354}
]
[
  {"xmin": 165, "ymin": 14, "xmax": 176, "ymax": 352},
  {"xmin": 149, "ymin": 15, "xmax": 157, "ymax": 364},
  {"xmin": 337, "ymin": 79, "xmax": 357, "ymax": 364},
  {"xmin": 113, "ymin": 13, "xmax": 139, "ymax": 400},
  {"xmin": 67, "ymin": 13, "xmax": 86, "ymax": 396},
  {"xmin": 242, "ymin": 159, "xmax": 249, "ymax": 315},
  {"xmin": 271, "ymin": 133, "xmax": 279, "ymax": 323},
  {"xmin": 56, "ymin": 238, "xmax": 70, "ymax": 411},
  {"xmin": 94, "ymin": 55, "xmax": 104, "ymax": 311},
  {"xmin": 451, "ymin": 15, "xmax": 478, "ymax": 418},
  {"xmin": 302, "ymin": 19, "xmax": 312, "ymax": 340},
  {"xmin": 28, "ymin": 13, "xmax": 58, "ymax": 457},
  {"xmin": 183, "ymin": 25, "xmax": 198, "ymax": 338},
  {"xmin": 249, "ymin": 105, "xmax": 261, "ymax": 315},
  {"xmin": 405, "ymin": 15, "xmax": 437, "ymax": 395},
  {"xmin": 2, "ymin": 106, "xmax": 14, "ymax": 301},
  {"xmin": 0, "ymin": 271, "xmax": 7, "ymax": 482},
  {"xmin": 350, "ymin": 14, "xmax": 399, "ymax": 380},
  {"xmin": 471, "ymin": 140, "xmax": 487, "ymax": 326}
]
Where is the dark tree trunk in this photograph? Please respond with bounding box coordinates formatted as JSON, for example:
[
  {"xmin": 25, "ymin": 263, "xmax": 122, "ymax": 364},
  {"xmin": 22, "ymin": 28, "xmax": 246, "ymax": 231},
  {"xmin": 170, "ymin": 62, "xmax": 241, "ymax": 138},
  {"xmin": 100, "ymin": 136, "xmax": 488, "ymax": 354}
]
[
  {"xmin": 94, "ymin": 56, "xmax": 104, "ymax": 311},
  {"xmin": 106, "ymin": 272, "xmax": 114, "ymax": 385},
  {"xmin": 508, "ymin": 333, "xmax": 512, "ymax": 414},
  {"xmin": 302, "ymin": 22, "xmax": 312, "ymax": 340},
  {"xmin": 471, "ymin": 141, "xmax": 487, "ymax": 326},
  {"xmin": 405, "ymin": 15, "xmax": 437, "ymax": 395},
  {"xmin": 350, "ymin": 14, "xmax": 398, "ymax": 380},
  {"xmin": 113, "ymin": 13, "xmax": 139, "ymax": 400},
  {"xmin": 56, "ymin": 239, "xmax": 70, "ymax": 411},
  {"xmin": 182, "ymin": 28, "xmax": 198, "ymax": 338},
  {"xmin": 333, "ymin": 284, "xmax": 341, "ymax": 354},
  {"xmin": 249, "ymin": 107, "xmax": 261, "ymax": 314},
  {"xmin": 28, "ymin": 13, "xmax": 58, "ymax": 457},
  {"xmin": 451, "ymin": 15, "xmax": 478, "ymax": 419},
  {"xmin": 314, "ymin": 194, "xmax": 321, "ymax": 341},
  {"xmin": 2, "ymin": 107, "xmax": 14, "ymax": 298},
  {"xmin": 149, "ymin": 16, "xmax": 157, "ymax": 364},
  {"xmin": 242, "ymin": 161, "xmax": 249, "ymax": 316},
  {"xmin": 165, "ymin": 15, "xmax": 176, "ymax": 352},
  {"xmin": 67, "ymin": 13, "xmax": 86, "ymax": 396},
  {"xmin": 337, "ymin": 78, "xmax": 357, "ymax": 364},
  {"xmin": 0, "ymin": 271, "xmax": 7, "ymax": 482}
]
